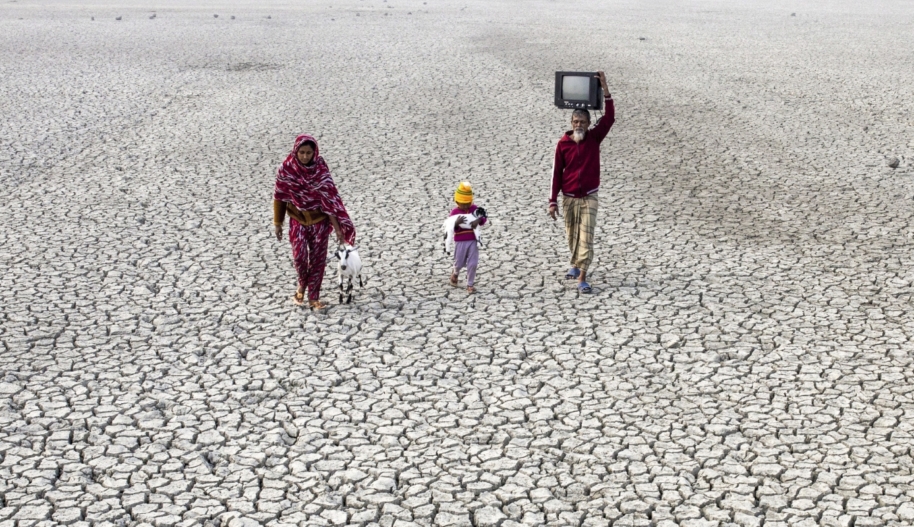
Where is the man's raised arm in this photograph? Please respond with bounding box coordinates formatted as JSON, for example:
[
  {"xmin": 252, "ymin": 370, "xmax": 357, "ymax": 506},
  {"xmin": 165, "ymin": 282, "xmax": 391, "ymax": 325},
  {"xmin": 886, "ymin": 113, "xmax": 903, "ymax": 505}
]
[{"xmin": 592, "ymin": 71, "xmax": 615, "ymax": 143}]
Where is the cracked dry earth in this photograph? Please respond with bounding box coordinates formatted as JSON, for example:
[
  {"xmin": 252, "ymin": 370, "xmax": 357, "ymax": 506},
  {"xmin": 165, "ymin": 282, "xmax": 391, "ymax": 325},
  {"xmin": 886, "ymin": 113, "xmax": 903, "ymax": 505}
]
[{"xmin": 2, "ymin": 0, "xmax": 914, "ymax": 526}]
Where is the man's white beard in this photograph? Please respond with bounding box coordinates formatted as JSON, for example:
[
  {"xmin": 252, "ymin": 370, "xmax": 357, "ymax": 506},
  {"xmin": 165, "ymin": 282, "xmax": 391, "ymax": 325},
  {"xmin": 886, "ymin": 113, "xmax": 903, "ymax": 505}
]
[{"xmin": 572, "ymin": 128, "xmax": 586, "ymax": 143}]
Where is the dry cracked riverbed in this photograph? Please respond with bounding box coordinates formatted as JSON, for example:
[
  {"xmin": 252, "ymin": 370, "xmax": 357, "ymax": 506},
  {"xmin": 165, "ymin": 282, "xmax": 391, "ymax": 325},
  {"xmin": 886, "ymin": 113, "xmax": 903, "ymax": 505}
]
[{"xmin": 2, "ymin": 0, "xmax": 914, "ymax": 526}]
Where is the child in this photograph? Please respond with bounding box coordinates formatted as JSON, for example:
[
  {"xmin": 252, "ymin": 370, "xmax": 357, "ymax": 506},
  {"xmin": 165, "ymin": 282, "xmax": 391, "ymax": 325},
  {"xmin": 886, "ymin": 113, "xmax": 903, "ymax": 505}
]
[{"xmin": 448, "ymin": 182, "xmax": 487, "ymax": 294}]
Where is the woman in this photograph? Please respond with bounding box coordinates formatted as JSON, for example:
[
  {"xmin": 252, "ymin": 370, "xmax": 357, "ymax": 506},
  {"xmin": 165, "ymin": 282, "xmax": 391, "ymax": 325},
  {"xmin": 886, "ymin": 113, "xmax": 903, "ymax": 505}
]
[{"xmin": 273, "ymin": 134, "xmax": 356, "ymax": 310}]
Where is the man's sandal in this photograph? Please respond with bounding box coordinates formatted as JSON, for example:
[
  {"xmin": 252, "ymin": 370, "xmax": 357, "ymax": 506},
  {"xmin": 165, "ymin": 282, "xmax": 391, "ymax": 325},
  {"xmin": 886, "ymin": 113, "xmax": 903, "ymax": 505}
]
[
  {"xmin": 578, "ymin": 281, "xmax": 592, "ymax": 294},
  {"xmin": 449, "ymin": 273, "xmax": 459, "ymax": 287},
  {"xmin": 292, "ymin": 291, "xmax": 305, "ymax": 306},
  {"xmin": 466, "ymin": 286, "xmax": 477, "ymax": 294},
  {"xmin": 309, "ymin": 300, "xmax": 329, "ymax": 311},
  {"xmin": 565, "ymin": 268, "xmax": 581, "ymax": 280}
]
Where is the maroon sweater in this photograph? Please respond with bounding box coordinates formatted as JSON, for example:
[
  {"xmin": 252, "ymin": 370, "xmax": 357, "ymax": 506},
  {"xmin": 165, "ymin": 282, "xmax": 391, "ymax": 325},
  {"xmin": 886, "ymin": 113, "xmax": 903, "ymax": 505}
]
[{"xmin": 549, "ymin": 97, "xmax": 615, "ymax": 206}]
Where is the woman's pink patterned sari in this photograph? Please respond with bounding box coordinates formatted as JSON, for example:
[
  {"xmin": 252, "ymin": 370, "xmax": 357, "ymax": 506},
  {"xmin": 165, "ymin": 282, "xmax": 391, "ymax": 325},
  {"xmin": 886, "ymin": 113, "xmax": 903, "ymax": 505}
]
[{"xmin": 273, "ymin": 134, "xmax": 356, "ymax": 245}]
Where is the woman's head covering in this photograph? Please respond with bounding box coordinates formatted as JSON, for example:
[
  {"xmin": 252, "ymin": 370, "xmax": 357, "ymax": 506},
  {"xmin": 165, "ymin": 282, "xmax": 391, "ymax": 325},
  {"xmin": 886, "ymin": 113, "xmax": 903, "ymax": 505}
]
[
  {"xmin": 454, "ymin": 181, "xmax": 473, "ymax": 204},
  {"xmin": 274, "ymin": 134, "xmax": 356, "ymax": 244}
]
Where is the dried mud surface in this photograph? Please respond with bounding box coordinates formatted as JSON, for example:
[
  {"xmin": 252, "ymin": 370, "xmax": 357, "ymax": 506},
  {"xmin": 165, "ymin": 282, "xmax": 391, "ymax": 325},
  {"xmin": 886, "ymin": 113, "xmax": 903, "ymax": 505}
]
[{"xmin": 2, "ymin": 1, "xmax": 914, "ymax": 526}]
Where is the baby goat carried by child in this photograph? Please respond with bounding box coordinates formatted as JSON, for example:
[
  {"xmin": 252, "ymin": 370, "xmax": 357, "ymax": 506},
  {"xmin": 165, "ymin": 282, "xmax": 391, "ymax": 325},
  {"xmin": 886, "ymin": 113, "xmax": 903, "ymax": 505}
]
[
  {"xmin": 334, "ymin": 244, "xmax": 363, "ymax": 304},
  {"xmin": 442, "ymin": 206, "xmax": 487, "ymax": 255}
]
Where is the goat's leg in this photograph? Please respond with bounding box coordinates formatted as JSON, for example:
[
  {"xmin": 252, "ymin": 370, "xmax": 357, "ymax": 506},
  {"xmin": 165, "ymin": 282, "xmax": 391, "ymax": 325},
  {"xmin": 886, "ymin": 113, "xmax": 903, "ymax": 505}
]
[{"xmin": 359, "ymin": 275, "xmax": 363, "ymax": 288}]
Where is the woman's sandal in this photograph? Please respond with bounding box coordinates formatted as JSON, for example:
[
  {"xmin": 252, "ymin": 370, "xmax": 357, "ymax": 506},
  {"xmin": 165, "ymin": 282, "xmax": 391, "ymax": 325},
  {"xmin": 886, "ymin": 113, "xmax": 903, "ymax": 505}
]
[
  {"xmin": 565, "ymin": 267, "xmax": 581, "ymax": 280},
  {"xmin": 466, "ymin": 286, "xmax": 477, "ymax": 294},
  {"xmin": 309, "ymin": 300, "xmax": 330, "ymax": 311},
  {"xmin": 292, "ymin": 291, "xmax": 305, "ymax": 306},
  {"xmin": 578, "ymin": 281, "xmax": 592, "ymax": 294},
  {"xmin": 449, "ymin": 273, "xmax": 459, "ymax": 287}
]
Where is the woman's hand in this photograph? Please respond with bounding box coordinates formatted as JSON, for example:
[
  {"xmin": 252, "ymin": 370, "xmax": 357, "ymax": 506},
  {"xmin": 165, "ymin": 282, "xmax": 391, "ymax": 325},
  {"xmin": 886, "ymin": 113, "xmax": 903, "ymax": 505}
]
[
  {"xmin": 328, "ymin": 215, "xmax": 345, "ymax": 245},
  {"xmin": 274, "ymin": 224, "xmax": 283, "ymax": 241},
  {"xmin": 470, "ymin": 219, "xmax": 481, "ymax": 228}
]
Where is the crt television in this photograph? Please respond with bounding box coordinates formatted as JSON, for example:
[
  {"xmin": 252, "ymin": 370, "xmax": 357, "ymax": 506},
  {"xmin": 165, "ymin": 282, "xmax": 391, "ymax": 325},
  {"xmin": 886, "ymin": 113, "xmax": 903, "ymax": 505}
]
[{"xmin": 554, "ymin": 71, "xmax": 603, "ymax": 110}]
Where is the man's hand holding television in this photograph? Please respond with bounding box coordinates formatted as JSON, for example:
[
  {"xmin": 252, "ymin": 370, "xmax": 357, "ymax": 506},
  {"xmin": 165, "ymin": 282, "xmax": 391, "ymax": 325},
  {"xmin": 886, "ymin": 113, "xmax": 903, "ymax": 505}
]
[{"xmin": 597, "ymin": 71, "xmax": 610, "ymax": 99}]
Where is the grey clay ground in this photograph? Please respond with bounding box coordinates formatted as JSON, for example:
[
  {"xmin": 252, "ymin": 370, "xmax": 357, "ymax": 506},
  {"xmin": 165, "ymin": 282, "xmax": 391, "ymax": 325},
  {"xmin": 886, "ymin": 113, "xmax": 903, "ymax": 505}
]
[{"xmin": 2, "ymin": 0, "xmax": 914, "ymax": 526}]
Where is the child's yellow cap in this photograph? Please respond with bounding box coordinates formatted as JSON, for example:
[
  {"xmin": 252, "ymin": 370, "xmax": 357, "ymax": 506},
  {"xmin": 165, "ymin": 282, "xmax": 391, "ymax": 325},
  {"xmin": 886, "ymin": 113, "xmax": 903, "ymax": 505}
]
[{"xmin": 454, "ymin": 181, "xmax": 473, "ymax": 204}]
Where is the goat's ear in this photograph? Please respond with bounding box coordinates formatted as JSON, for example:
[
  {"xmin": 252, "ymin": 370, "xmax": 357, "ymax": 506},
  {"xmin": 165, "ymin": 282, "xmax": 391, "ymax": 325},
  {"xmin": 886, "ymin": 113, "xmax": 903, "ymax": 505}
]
[{"xmin": 351, "ymin": 245, "xmax": 359, "ymax": 251}]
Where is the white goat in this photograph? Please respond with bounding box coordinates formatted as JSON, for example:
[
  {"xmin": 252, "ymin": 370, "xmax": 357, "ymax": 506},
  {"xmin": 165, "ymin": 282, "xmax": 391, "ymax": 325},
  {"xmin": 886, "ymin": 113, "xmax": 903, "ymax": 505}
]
[
  {"xmin": 442, "ymin": 207, "xmax": 486, "ymax": 255},
  {"xmin": 334, "ymin": 245, "xmax": 363, "ymax": 304}
]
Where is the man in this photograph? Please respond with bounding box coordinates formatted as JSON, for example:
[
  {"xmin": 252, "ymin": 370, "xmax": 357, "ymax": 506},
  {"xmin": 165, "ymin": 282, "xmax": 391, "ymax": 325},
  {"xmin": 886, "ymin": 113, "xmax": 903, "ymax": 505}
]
[{"xmin": 548, "ymin": 71, "xmax": 614, "ymax": 294}]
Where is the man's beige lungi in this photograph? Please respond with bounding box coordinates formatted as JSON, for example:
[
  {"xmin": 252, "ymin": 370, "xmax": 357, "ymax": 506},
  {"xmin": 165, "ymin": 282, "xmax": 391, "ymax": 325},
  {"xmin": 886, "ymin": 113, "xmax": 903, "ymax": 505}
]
[{"xmin": 562, "ymin": 193, "xmax": 599, "ymax": 271}]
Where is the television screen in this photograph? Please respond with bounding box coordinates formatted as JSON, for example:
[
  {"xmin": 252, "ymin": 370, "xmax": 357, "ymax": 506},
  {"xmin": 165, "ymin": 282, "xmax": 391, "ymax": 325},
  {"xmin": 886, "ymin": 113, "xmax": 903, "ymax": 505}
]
[
  {"xmin": 562, "ymin": 76, "xmax": 591, "ymax": 101},
  {"xmin": 554, "ymin": 71, "xmax": 603, "ymax": 110}
]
